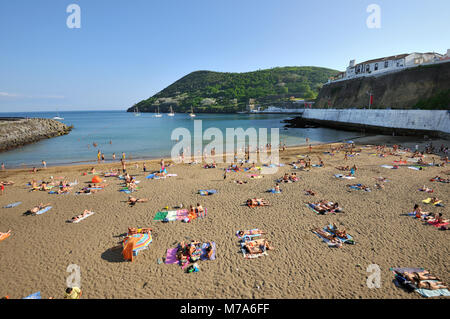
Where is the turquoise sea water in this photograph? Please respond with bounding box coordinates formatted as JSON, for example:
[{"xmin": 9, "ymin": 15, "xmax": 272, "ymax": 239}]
[{"xmin": 0, "ymin": 111, "xmax": 360, "ymax": 168}]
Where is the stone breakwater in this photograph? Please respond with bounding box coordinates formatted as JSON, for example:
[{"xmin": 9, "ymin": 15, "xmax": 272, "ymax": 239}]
[{"xmin": 0, "ymin": 118, "xmax": 72, "ymax": 152}]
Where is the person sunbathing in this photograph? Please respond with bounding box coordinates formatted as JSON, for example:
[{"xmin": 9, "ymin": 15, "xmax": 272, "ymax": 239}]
[
  {"xmin": 71, "ymin": 210, "xmax": 93, "ymax": 222},
  {"xmin": 305, "ymin": 190, "xmax": 316, "ymax": 196},
  {"xmin": 127, "ymin": 227, "xmax": 152, "ymax": 235},
  {"xmin": 244, "ymin": 239, "xmax": 273, "ymax": 254},
  {"xmin": 289, "ymin": 173, "xmax": 299, "ymax": 182},
  {"xmin": 413, "ymin": 204, "xmax": 430, "ymax": 219},
  {"xmin": 235, "ymin": 180, "xmax": 248, "ymax": 184},
  {"xmin": 247, "ymin": 198, "xmax": 270, "ymax": 206},
  {"xmin": 273, "ymin": 183, "xmax": 281, "ymax": 192},
  {"xmin": 29, "ymin": 203, "xmax": 51, "ymax": 214},
  {"xmin": 40, "ymin": 182, "xmax": 50, "ymax": 191},
  {"xmin": 312, "ymin": 228, "xmax": 343, "ymax": 247},
  {"xmin": 195, "ymin": 203, "xmax": 204, "ymax": 214},
  {"xmin": 335, "ymin": 166, "xmax": 350, "ymax": 171},
  {"xmin": 326, "ymin": 223, "xmax": 349, "ymax": 239},
  {"xmin": 237, "ymin": 229, "xmax": 266, "ymax": 237},
  {"xmin": 127, "ymin": 196, "xmax": 148, "ymax": 206},
  {"xmin": 205, "ymin": 242, "xmax": 214, "ymax": 259},
  {"xmin": 0, "ymin": 181, "xmax": 14, "ymax": 186}
]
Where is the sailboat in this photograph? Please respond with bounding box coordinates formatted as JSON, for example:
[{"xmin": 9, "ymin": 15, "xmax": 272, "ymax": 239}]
[
  {"xmin": 168, "ymin": 106, "xmax": 175, "ymax": 117},
  {"xmin": 133, "ymin": 107, "xmax": 141, "ymax": 117},
  {"xmin": 154, "ymin": 107, "xmax": 162, "ymax": 117},
  {"xmin": 189, "ymin": 106, "xmax": 196, "ymax": 118}
]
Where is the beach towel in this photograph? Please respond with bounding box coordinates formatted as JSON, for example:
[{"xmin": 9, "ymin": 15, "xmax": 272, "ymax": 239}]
[
  {"xmin": 334, "ymin": 174, "xmax": 355, "ymax": 180},
  {"xmin": 23, "ymin": 291, "xmax": 41, "ymax": 299},
  {"xmin": 198, "ymin": 189, "xmax": 217, "ymax": 196},
  {"xmin": 408, "ymin": 166, "xmax": 422, "ymax": 171},
  {"xmin": 427, "ymin": 220, "xmax": 449, "ymax": 228},
  {"xmin": 269, "ymin": 189, "xmax": 281, "ymax": 194},
  {"xmin": 153, "ymin": 211, "xmax": 168, "ymax": 221},
  {"xmin": 381, "ymin": 165, "xmax": 395, "ymax": 169},
  {"xmin": 200, "ymin": 242, "xmax": 216, "ymax": 261},
  {"xmin": 164, "ymin": 248, "xmax": 178, "ymax": 264},
  {"xmin": 348, "ymin": 184, "xmax": 371, "ymax": 192},
  {"xmin": 312, "ymin": 164, "xmax": 323, "ymax": 167},
  {"xmin": 3, "ymin": 202, "xmax": 21, "ymax": 208},
  {"xmin": 422, "ymin": 198, "xmax": 443, "ymax": 206},
  {"xmin": 70, "ymin": 211, "xmax": 95, "ymax": 224},
  {"xmin": 416, "ymin": 284, "xmax": 450, "ymax": 297},
  {"xmin": 119, "ymin": 190, "xmax": 132, "ymax": 194},
  {"xmin": 0, "ymin": 231, "xmax": 11, "ymax": 241},
  {"xmin": 36, "ymin": 206, "xmax": 52, "ymax": 215}
]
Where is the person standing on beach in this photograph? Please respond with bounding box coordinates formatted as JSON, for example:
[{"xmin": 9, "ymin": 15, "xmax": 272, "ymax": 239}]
[
  {"xmin": 0, "ymin": 183, "xmax": 4, "ymax": 196},
  {"xmin": 97, "ymin": 150, "xmax": 101, "ymax": 162},
  {"xmin": 42, "ymin": 160, "xmax": 46, "ymax": 169},
  {"xmin": 101, "ymin": 153, "xmax": 105, "ymax": 162},
  {"xmin": 1, "ymin": 163, "xmax": 4, "ymax": 170},
  {"xmin": 309, "ymin": 144, "xmax": 312, "ymax": 153},
  {"xmin": 121, "ymin": 159, "xmax": 126, "ymax": 174},
  {"xmin": 122, "ymin": 152, "xmax": 126, "ymax": 160},
  {"xmin": 112, "ymin": 153, "xmax": 116, "ymax": 161}
]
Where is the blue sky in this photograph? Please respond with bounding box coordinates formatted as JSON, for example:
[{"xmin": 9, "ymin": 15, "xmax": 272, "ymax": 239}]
[{"xmin": 0, "ymin": 0, "xmax": 449, "ymax": 111}]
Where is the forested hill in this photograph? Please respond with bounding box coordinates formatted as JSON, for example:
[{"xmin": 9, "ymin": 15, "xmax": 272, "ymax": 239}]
[{"xmin": 127, "ymin": 66, "xmax": 339, "ymax": 113}]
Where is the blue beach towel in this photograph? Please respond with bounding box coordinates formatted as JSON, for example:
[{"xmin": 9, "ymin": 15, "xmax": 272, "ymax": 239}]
[
  {"xmin": 4, "ymin": 202, "xmax": 22, "ymax": 208},
  {"xmin": 36, "ymin": 206, "xmax": 52, "ymax": 215}
]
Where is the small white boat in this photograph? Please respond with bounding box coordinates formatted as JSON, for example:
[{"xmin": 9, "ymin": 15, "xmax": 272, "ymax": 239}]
[
  {"xmin": 53, "ymin": 109, "xmax": 64, "ymax": 120},
  {"xmin": 168, "ymin": 106, "xmax": 175, "ymax": 117},
  {"xmin": 189, "ymin": 106, "xmax": 196, "ymax": 117},
  {"xmin": 154, "ymin": 107, "xmax": 162, "ymax": 117},
  {"xmin": 133, "ymin": 107, "xmax": 141, "ymax": 117}
]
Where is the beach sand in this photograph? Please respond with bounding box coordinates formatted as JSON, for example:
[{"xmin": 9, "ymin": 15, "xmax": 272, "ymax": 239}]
[{"xmin": 0, "ymin": 135, "xmax": 448, "ymax": 299}]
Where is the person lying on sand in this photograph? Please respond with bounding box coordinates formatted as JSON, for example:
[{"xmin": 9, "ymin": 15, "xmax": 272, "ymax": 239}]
[
  {"xmin": 40, "ymin": 182, "xmax": 50, "ymax": 191},
  {"xmin": 246, "ymin": 198, "xmax": 270, "ymax": 207},
  {"xmin": 400, "ymin": 271, "xmax": 447, "ymax": 290},
  {"xmin": 244, "ymin": 239, "xmax": 274, "ymax": 254},
  {"xmin": 419, "ymin": 185, "xmax": 433, "ymax": 193},
  {"xmin": 205, "ymin": 241, "xmax": 214, "ymax": 259},
  {"xmin": 237, "ymin": 229, "xmax": 266, "ymax": 237},
  {"xmin": 375, "ymin": 183, "xmax": 384, "ymax": 190},
  {"xmin": 70, "ymin": 210, "xmax": 93, "ymax": 222},
  {"xmin": 289, "ymin": 173, "xmax": 299, "ymax": 182},
  {"xmin": 0, "ymin": 181, "xmax": 14, "ymax": 186},
  {"xmin": 326, "ymin": 223, "xmax": 349, "ymax": 240},
  {"xmin": 335, "ymin": 166, "xmax": 350, "ymax": 171},
  {"xmin": 127, "ymin": 196, "xmax": 148, "ymax": 206},
  {"xmin": 29, "ymin": 203, "xmax": 51, "ymax": 215},
  {"xmin": 305, "ymin": 190, "xmax": 316, "ymax": 196},
  {"xmin": 274, "ymin": 183, "xmax": 281, "ymax": 193},
  {"xmin": 127, "ymin": 227, "xmax": 152, "ymax": 235},
  {"xmin": 234, "ymin": 180, "xmax": 248, "ymax": 184},
  {"xmin": 312, "ymin": 227, "xmax": 343, "ymax": 247}
]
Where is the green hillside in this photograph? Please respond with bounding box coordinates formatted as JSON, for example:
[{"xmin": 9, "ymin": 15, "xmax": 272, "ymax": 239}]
[{"xmin": 128, "ymin": 66, "xmax": 339, "ymax": 113}]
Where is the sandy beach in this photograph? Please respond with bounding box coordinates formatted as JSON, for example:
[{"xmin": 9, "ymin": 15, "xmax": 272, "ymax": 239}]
[{"xmin": 0, "ymin": 135, "xmax": 448, "ymax": 299}]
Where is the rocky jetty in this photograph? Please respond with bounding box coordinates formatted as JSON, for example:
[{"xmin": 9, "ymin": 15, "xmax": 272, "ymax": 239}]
[{"xmin": 0, "ymin": 118, "xmax": 72, "ymax": 152}]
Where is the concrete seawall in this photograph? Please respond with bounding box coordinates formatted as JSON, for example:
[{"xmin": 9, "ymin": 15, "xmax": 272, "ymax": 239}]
[
  {"xmin": 0, "ymin": 118, "xmax": 72, "ymax": 152},
  {"xmin": 299, "ymin": 109, "xmax": 450, "ymax": 138}
]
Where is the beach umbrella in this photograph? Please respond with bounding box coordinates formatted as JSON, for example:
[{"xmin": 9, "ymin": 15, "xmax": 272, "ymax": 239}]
[
  {"xmin": 122, "ymin": 233, "xmax": 152, "ymax": 261},
  {"xmin": 92, "ymin": 176, "xmax": 102, "ymax": 183}
]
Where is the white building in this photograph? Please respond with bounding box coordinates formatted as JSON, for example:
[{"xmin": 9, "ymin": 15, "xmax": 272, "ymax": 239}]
[{"xmin": 328, "ymin": 51, "xmax": 446, "ymax": 83}]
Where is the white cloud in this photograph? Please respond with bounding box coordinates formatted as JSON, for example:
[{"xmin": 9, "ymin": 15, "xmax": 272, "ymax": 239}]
[{"xmin": 0, "ymin": 92, "xmax": 64, "ymax": 99}]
